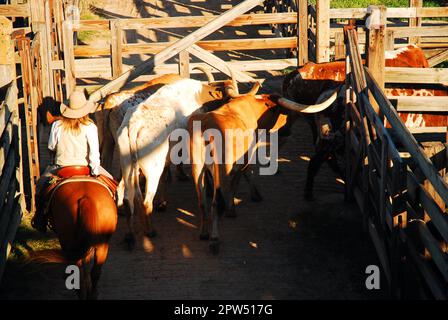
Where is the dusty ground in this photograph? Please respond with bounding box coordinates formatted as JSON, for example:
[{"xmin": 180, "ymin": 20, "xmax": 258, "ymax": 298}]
[
  {"xmin": 0, "ymin": 0, "xmax": 385, "ymax": 300},
  {"xmin": 0, "ymin": 113, "xmax": 385, "ymax": 300}
]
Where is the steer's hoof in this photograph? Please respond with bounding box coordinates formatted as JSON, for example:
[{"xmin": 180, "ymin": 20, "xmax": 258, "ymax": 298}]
[
  {"xmin": 209, "ymin": 240, "xmax": 220, "ymax": 255},
  {"xmin": 145, "ymin": 230, "xmax": 157, "ymax": 238},
  {"xmin": 199, "ymin": 233, "xmax": 210, "ymax": 241},
  {"xmin": 124, "ymin": 233, "xmax": 135, "ymax": 251},
  {"xmin": 156, "ymin": 201, "xmax": 168, "ymax": 212}
]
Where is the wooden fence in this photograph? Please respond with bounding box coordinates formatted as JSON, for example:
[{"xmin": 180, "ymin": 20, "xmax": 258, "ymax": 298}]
[
  {"xmin": 303, "ymin": 0, "xmax": 448, "ymax": 64},
  {"xmin": 344, "ymin": 25, "xmax": 448, "ymax": 299},
  {"xmin": 58, "ymin": 8, "xmax": 299, "ymax": 96},
  {"xmin": 0, "ymin": 81, "xmax": 24, "ymax": 281},
  {"xmin": 0, "ymin": 5, "xmax": 50, "ymax": 280}
]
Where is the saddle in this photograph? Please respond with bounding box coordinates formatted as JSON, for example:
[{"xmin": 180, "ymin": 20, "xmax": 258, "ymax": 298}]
[{"xmin": 42, "ymin": 166, "xmax": 118, "ymax": 203}]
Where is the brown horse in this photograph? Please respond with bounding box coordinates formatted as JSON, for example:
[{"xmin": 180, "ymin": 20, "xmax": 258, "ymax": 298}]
[{"xmin": 36, "ymin": 179, "xmax": 117, "ymax": 299}]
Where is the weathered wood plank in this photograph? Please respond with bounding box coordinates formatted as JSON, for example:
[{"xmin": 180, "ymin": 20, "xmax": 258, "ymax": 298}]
[
  {"xmin": 408, "ymin": 127, "xmax": 447, "ymax": 134},
  {"xmin": 62, "ymin": 21, "xmax": 76, "ymax": 98},
  {"xmin": 75, "ymin": 12, "xmax": 298, "ymax": 31},
  {"xmin": 385, "ymin": 67, "xmax": 448, "ymax": 85},
  {"xmin": 315, "ymin": 0, "xmax": 330, "ymax": 63},
  {"xmin": 0, "ymin": 121, "xmax": 13, "ymax": 176},
  {"xmin": 298, "ymin": 0, "xmax": 308, "ymax": 66},
  {"xmin": 110, "ymin": 20, "xmax": 123, "ymax": 78},
  {"xmin": 156, "ymin": 58, "xmax": 296, "ymax": 75},
  {"xmin": 186, "ymin": 45, "xmax": 256, "ymax": 83},
  {"xmin": 178, "ymin": 50, "xmax": 190, "ymax": 78},
  {"xmin": 0, "ymin": 145, "xmax": 17, "ymax": 212},
  {"xmin": 329, "ymin": 7, "xmax": 448, "ymax": 19},
  {"xmin": 0, "ymin": 4, "xmax": 31, "ymax": 17},
  {"xmin": 366, "ymin": 5, "xmax": 387, "ymax": 114},
  {"xmin": 393, "ymin": 26, "xmax": 448, "ymax": 38},
  {"xmin": 427, "ymin": 49, "xmax": 448, "ymax": 67},
  {"xmin": 387, "ymin": 96, "xmax": 448, "ymax": 112},
  {"xmin": 74, "ymin": 37, "xmax": 298, "ymax": 56},
  {"xmin": 409, "ymin": 0, "xmax": 422, "ymax": 44}
]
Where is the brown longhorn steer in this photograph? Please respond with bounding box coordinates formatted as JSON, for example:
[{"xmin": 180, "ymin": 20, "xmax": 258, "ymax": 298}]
[
  {"xmin": 188, "ymin": 84, "xmax": 338, "ymax": 254},
  {"xmin": 282, "ymin": 44, "xmax": 447, "ymax": 200}
]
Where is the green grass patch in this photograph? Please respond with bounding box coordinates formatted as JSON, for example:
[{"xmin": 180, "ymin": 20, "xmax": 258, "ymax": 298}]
[
  {"xmin": 8, "ymin": 214, "xmax": 60, "ymax": 263},
  {"xmin": 76, "ymin": 6, "xmax": 108, "ymax": 44},
  {"xmin": 309, "ymin": 0, "xmax": 446, "ymax": 7}
]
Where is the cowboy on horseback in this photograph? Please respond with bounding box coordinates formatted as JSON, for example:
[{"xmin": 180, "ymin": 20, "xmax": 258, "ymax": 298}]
[{"xmin": 32, "ymin": 89, "xmax": 114, "ymax": 233}]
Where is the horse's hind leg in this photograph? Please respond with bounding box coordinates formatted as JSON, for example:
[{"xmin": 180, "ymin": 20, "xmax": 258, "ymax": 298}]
[{"xmin": 89, "ymin": 244, "xmax": 109, "ymax": 300}]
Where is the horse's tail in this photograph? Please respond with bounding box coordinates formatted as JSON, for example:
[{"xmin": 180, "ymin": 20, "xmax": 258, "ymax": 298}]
[{"xmin": 28, "ymin": 249, "xmax": 68, "ymax": 264}]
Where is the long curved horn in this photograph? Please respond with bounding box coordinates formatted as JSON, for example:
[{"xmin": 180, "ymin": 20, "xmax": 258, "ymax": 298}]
[
  {"xmin": 247, "ymin": 81, "xmax": 261, "ymax": 96},
  {"xmin": 277, "ymin": 89, "xmax": 338, "ymax": 113},
  {"xmin": 225, "ymin": 64, "xmax": 239, "ymax": 95},
  {"xmin": 225, "ymin": 83, "xmax": 240, "ymax": 98},
  {"xmin": 193, "ymin": 66, "xmax": 215, "ymax": 83},
  {"xmin": 225, "ymin": 81, "xmax": 261, "ymax": 99}
]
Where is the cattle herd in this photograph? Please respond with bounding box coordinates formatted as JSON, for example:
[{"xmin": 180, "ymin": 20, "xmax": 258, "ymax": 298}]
[{"xmin": 72, "ymin": 44, "xmax": 437, "ymax": 255}]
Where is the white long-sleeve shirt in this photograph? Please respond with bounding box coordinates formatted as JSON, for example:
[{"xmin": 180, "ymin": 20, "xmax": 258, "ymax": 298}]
[{"xmin": 48, "ymin": 120, "xmax": 101, "ymax": 175}]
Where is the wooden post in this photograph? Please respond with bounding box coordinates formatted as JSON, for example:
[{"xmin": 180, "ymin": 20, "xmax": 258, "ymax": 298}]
[
  {"xmin": 297, "ymin": 0, "xmax": 308, "ymax": 66},
  {"xmin": 178, "ymin": 50, "xmax": 190, "ymax": 78},
  {"xmin": 110, "ymin": 19, "xmax": 123, "ymax": 78},
  {"xmin": 0, "ymin": 17, "xmax": 14, "ymax": 88},
  {"xmin": 334, "ymin": 30, "xmax": 345, "ymax": 60},
  {"xmin": 62, "ymin": 21, "xmax": 76, "ymax": 98},
  {"xmin": 409, "ymin": 0, "xmax": 422, "ymax": 45},
  {"xmin": 315, "ymin": 0, "xmax": 330, "ymax": 63},
  {"xmin": 366, "ymin": 5, "xmax": 386, "ymax": 114},
  {"xmin": 44, "ymin": 0, "xmax": 55, "ymax": 98},
  {"xmin": 385, "ymin": 29, "xmax": 395, "ymax": 51}
]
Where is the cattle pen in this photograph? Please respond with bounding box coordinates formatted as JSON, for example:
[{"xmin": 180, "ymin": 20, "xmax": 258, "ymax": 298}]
[{"xmin": 0, "ymin": 0, "xmax": 447, "ymax": 300}]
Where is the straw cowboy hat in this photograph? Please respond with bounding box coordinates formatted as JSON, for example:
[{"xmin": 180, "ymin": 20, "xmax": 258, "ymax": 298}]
[{"xmin": 60, "ymin": 89, "xmax": 95, "ymax": 119}]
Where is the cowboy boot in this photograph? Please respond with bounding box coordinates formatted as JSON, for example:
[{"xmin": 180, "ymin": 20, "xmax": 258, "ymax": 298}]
[{"xmin": 31, "ymin": 200, "xmax": 47, "ymax": 233}]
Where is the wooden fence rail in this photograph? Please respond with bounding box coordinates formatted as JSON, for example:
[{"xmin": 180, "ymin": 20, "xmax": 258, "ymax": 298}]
[{"xmin": 344, "ymin": 26, "xmax": 448, "ymax": 299}]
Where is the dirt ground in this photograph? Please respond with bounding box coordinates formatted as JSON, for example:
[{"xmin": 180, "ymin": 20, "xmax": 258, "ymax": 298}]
[
  {"xmin": 0, "ymin": 0, "xmax": 386, "ymax": 300},
  {"xmin": 1, "ymin": 109, "xmax": 385, "ymax": 300}
]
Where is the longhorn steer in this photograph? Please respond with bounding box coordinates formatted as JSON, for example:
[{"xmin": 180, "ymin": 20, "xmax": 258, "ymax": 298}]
[
  {"xmin": 117, "ymin": 77, "xmax": 237, "ymax": 248},
  {"xmin": 96, "ymin": 74, "xmax": 184, "ymax": 175},
  {"xmin": 188, "ymin": 85, "xmax": 338, "ymax": 253},
  {"xmin": 282, "ymin": 44, "xmax": 446, "ymax": 200}
]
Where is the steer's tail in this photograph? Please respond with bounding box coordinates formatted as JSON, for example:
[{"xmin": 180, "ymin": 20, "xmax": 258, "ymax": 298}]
[
  {"xmin": 127, "ymin": 124, "xmax": 143, "ymax": 206},
  {"xmin": 117, "ymin": 124, "xmax": 140, "ymax": 212}
]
